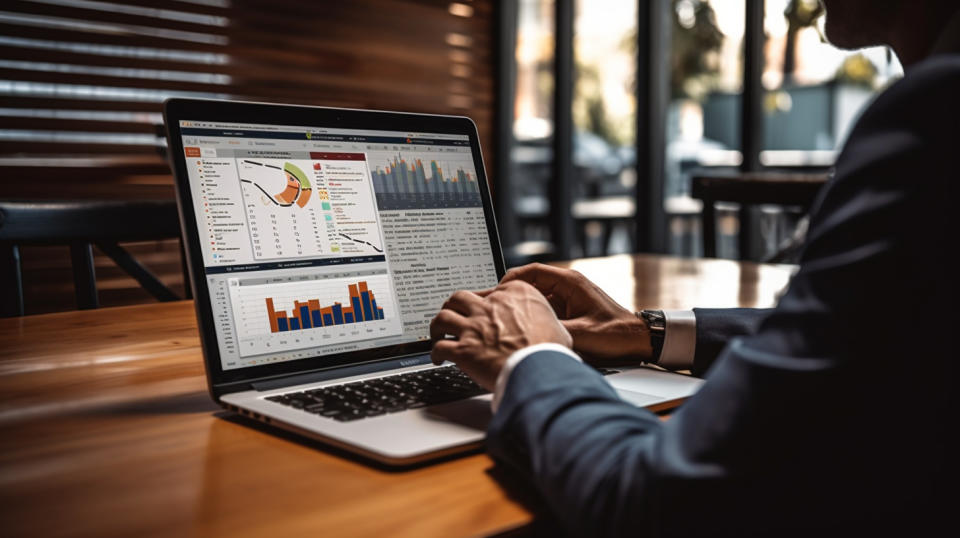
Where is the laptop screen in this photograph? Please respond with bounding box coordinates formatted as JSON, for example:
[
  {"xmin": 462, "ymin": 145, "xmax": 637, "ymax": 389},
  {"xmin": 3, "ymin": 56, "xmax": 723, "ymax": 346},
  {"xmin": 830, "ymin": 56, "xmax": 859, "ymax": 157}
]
[{"xmin": 177, "ymin": 120, "xmax": 500, "ymax": 371}]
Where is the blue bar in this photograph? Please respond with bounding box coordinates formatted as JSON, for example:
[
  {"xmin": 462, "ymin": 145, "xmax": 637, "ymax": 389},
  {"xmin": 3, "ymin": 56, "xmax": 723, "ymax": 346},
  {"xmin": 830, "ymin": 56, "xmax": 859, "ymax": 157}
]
[
  {"xmin": 352, "ymin": 297, "xmax": 363, "ymax": 321},
  {"xmin": 391, "ymin": 170, "xmax": 400, "ymax": 195},
  {"xmin": 312, "ymin": 309, "xmax": 323, "ymax": 327},
  {"xmin": 360, "ymin": 291, "xmax": 373, "ymax": 321},
  {"xmin": 377, "ymin": 308, "xmax": 384, "ymax": 320},
  {"xmin": 345, "ymin": 312, "xmax": 354, "ymax": 323},
  {"xmin": 371, "ymin": 299, "xmax": 379, "ymax": 319},
  {"xmin": 323, "ymin": 313, "xmax": 333, "ymax": 326},
  {"xmin": 290, "ymin": 318, "xmax": 300, "ymax": 330},
  {"xmin": 278, "ymin": 318, "xmax": 289, "ymax": 332},
  {"xmin": 299, "ymin": 306, "xmax": 312, "ymax": 329},
  {"xmin": 333, "ymin": 304, "xmax": 344, "ymax": 324}
]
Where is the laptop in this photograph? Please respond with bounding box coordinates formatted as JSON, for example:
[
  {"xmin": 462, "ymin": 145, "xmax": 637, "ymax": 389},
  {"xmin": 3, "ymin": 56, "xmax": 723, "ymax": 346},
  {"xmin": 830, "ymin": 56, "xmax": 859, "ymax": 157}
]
[{"xmin": 163, "ymin": 98, "xmax": 704, "ymax": 466}]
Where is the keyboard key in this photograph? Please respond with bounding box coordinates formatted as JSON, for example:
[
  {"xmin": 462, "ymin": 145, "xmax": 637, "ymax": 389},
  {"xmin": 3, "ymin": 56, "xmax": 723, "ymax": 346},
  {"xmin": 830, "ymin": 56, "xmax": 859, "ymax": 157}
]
[
  {"xmin": 334, "ymin": 409, "xmax": 366, "ymax": 422},
  {"xmin": 263, "ymin": 365, "xmax": 488, "ymax": 421}
]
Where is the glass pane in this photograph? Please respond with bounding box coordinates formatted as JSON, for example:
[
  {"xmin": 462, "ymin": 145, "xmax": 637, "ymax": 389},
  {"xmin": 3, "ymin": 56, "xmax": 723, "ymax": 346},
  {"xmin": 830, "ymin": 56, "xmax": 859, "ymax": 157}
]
[
  {"xmin": 511, "ymin": 0, "xmax": 555, "ymax": 258},
  {"xmin": 572, "ymin": 0, "xmax": 638, "ymax": 256},
  {"xmin": 666, "ymin": 0, "xmax": 746, "ymax": 256}
]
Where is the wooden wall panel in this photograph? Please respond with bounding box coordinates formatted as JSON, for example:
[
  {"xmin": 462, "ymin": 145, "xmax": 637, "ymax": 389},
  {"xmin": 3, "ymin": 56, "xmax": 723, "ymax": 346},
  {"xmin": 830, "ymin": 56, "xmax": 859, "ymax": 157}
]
[{"xmin": 0, "ymin": 0, "xmax": 496, "ymax": 315}]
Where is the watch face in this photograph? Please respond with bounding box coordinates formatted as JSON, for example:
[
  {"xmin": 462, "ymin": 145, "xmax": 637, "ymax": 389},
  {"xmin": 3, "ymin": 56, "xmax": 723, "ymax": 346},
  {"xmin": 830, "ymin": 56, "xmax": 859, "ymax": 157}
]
[{"xmin": 641, "ymin": 310, "xmax": 666, "ymax": 332}]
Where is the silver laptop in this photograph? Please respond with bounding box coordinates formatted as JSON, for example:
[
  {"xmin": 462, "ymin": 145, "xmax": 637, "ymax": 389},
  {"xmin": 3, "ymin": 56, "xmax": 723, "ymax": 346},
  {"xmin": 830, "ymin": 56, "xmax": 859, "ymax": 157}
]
[{"xmin": 164, "ymin": 99, "xmax": 703, "ymax": 466}]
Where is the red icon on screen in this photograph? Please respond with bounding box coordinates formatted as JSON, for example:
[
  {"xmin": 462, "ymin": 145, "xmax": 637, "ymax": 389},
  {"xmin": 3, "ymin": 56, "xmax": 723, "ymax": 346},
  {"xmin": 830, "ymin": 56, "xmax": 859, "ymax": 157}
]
[{"xmin": 313, "ymin": 163, "xmax": 322, "ymax": 170}]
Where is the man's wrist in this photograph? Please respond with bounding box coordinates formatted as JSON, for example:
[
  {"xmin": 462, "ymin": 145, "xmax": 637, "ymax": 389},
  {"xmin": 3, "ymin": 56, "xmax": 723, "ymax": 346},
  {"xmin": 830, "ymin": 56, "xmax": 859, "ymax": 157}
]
[{"xmin": 492, "ymin": 343, "xmax": 582, "ymax": 412}]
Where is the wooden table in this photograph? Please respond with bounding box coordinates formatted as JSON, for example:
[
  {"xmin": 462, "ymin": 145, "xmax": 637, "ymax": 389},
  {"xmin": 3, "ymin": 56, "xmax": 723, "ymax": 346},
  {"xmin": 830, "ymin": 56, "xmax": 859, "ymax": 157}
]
[{"xmin": 0, "ymin": 254, "xmax": 795, "ymax": 537}]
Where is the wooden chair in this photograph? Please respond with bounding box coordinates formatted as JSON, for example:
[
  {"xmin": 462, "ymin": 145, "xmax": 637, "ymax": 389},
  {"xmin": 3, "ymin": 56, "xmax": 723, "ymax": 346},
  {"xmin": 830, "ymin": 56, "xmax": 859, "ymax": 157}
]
[
  {"xmin": 691, "ymin": 171, "xmax": 829, "ymax": 259},
  {"xmin": 0, "ymin": 200, "xmax": 188, "ymax": 317}
]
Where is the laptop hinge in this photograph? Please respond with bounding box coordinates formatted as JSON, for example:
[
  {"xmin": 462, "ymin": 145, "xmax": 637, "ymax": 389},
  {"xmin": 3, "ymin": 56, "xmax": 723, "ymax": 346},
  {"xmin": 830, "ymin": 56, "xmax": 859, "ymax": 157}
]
[{"xmin": 250, "ymin": 353, "xmax": 433, "ymax": 392}]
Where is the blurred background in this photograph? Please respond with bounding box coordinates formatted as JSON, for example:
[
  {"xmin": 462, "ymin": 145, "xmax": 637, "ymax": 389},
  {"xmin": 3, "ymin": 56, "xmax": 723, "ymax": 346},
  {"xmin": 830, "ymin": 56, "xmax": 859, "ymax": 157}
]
[
  {"xmin": 506, "ymin": 0, "xmax": 900, "ymax": 262},
  {"xmin": 0, "ymin": 0, "xmax": 901, "ymax": 314}
]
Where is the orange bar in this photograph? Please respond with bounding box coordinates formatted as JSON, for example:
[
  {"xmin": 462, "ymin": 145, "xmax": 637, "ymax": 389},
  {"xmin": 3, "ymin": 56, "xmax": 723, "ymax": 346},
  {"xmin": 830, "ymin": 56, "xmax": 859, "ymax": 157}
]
[
  {"xmin": 266, "ymin": 298, "xmax": 279, "ymax": 333},
  {"xmin": 304, "ymin": 298, "xmax": 322, "ymax": 327},
  {"xmin": 358, "ymin": 281, "xmax": 369, "ymax": 293},
  {"xmin": 349, "ymin": 284, "xmax": 360, "ymax": 298}
]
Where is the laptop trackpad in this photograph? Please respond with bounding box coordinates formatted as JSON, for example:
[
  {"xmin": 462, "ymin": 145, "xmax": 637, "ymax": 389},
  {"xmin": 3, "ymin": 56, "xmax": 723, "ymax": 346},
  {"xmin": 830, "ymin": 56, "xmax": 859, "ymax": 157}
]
[
  {"xmin": 615, "ymin": 389, "xmax": 663, "ymax": 407},
  {"xmin": 423, "ymin": 395, "xmax": 493, "ymax": 431}
]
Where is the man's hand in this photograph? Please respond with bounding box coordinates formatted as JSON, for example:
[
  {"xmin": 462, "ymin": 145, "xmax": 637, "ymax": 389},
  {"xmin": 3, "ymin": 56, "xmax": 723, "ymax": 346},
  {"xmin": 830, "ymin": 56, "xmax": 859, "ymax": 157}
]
[
  {"xmin": 430, "ymin": 280, "xmax": 572, "ymax": 390},
  {"xmin": 501, "ymin": 263, "xmax": 652, "ymax": 361}
]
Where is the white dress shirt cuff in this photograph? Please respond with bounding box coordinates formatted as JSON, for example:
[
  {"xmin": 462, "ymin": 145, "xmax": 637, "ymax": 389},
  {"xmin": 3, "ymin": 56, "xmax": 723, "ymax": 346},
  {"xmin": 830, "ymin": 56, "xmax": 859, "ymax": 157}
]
[
  {"xmin": 658, "ymin": 309, "xmax": 697, "ymax": 370},
  {"xmin": 491, "ymin": 343, "xmax": 582, "ymax": 413}
]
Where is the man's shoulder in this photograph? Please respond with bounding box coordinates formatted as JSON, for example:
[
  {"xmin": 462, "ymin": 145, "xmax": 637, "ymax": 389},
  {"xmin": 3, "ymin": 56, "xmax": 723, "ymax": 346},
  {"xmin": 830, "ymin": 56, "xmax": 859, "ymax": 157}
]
[
  {"xmin": 852, "ymin": 54, "xmax": 960, "ymax": 135},
  {"xmin": 902, "ymin": 54, "xmax": 960, "ymax": 84},
  {"xmin": 831, "ymin": 54, "xmax": 960, "ymax": 185},
  {"xmin": 802, "ymin": 55, "xmax": 957, "ymax": 263},
  {"xmin": 878, "ymin": 54, "xmax": 960, "ymax": 102}
]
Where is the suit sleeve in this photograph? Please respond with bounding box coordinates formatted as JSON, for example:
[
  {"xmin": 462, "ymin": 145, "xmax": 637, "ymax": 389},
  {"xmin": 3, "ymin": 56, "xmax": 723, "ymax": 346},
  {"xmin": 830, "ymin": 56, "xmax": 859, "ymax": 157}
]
[
  {"xmin": 690, "ymin": 308, "xmax": 772, "ymax": 376},
  {"xmin": 486, "ymin": 57, "xmax": 959, "ymax": 537}
]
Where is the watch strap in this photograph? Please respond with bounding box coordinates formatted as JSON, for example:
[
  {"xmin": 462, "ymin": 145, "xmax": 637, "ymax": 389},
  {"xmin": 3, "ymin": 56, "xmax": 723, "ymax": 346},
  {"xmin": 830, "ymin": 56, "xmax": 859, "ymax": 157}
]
[{"xmin": 638, "ymin": 309, "xmax": 665, "ymax": 364}]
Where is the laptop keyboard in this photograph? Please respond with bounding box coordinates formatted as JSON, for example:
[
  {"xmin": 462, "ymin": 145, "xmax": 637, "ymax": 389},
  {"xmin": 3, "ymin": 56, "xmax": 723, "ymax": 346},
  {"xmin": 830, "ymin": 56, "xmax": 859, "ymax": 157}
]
[{"xmin": 265, "ymin": 365, "xmax": 488, "ymax": 422}]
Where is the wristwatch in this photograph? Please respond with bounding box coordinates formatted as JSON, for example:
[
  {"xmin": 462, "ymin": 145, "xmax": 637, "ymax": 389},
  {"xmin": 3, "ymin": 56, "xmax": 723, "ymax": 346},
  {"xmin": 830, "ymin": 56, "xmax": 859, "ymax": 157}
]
[{"xmin": 638, "ymin": 309, "xmax": 665, "ymax": 364}]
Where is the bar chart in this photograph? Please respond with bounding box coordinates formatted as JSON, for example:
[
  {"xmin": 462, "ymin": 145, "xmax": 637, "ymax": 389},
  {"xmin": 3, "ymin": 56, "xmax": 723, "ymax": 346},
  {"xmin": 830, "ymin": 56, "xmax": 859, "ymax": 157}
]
[
  {"xmin": 368, "ymin": 150, "xmax": 483, "ymax": 210},
  {"xmin": 228, "ymin": 272, "xmax": 404, "ymax": 357},
  {"xmin": 265, "ymin": 281, "xmax": 385, "ymax": 333}
]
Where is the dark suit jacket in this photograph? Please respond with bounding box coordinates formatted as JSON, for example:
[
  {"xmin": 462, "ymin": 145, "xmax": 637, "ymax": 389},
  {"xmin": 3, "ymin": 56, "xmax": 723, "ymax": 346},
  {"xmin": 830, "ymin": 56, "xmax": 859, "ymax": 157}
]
[
  {"xmin": 487, "ymin": 56, "xmax": 959, "ymax": 536},
  {"xmin": 691, "ymin": 308, "xmax": 770, "ymax": 376}
]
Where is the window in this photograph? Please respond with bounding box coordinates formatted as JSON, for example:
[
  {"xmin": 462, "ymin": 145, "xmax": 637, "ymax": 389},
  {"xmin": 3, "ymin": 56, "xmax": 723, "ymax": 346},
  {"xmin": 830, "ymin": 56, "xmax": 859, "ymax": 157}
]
[
  {"xmin": 509, "ymin": 0, "xmax": 639, "ymax": 259},
  {"xmin": 665, "ymin": 0, "xmax": 745, "ymax": 256},
  {"xmin": 760, "ymin": 0, "xmax": 902, "ymax": 162}
]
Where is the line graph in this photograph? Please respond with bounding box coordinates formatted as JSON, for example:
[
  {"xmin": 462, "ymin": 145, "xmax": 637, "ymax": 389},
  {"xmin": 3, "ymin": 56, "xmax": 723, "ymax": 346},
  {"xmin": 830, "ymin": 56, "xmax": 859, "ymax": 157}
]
[
  {"xmin": 237, "ymin": 156, "xmax": 384, "ymax": 260},
  {"xmin": 338, "ymin": 233, "xmax": 383, "ymax": 253}
]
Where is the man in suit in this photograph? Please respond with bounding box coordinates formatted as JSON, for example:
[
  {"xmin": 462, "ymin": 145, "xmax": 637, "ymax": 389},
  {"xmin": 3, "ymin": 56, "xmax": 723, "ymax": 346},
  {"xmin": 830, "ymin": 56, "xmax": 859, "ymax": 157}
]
[{"xmin": 430, "ymin": 0, "xmax": 959, "ymax": 535}]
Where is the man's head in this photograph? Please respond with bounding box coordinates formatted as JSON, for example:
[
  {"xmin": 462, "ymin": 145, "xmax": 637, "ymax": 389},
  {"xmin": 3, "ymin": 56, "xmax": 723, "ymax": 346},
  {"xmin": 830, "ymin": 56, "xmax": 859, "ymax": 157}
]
[{"xmin": 820, "ymin": 0, "xmax": 960, "ymax": 65}]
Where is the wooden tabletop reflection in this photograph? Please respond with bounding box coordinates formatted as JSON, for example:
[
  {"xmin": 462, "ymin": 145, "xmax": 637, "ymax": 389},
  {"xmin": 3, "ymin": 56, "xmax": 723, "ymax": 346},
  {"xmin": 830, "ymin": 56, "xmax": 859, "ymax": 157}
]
[{"xmin": 0, "ymin": 254, "xmax": 795, "ymax": 537}]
